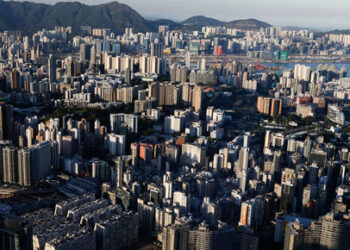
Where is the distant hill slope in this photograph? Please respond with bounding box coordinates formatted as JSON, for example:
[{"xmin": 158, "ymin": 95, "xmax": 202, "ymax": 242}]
[
  {"xmin": 0, "ymin": 0, "xmax": 272, "ymax": 34},
  {"xmin": 225, "ymin": 19, "xmax": 271, "ymax": 30},
  {"xmin": 326, "ymin": 29, "xmax": 350, "ymax": 35},
  {"xmin": 181, "ymin": 16, "xmax": 271, "ymax": 31},
  {"xmin": 0, "ymin": 0, "xmax": 149, "ymax": 34},
  {"xmin": 147, "ymin": 19, "xmax": 183, "ymax": 31},
  {"xmin": 181, "ymin": 15, "xmax": 225, "ymax": 26}
]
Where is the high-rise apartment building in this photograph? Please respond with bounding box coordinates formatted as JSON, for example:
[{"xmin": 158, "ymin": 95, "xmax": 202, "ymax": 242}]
[
  {"xmin": 0, "ymin": 103, "xmax": 13, "ymax": 141},
  {"xmin": 185, "ymin": 51, "xmax": 191, "ymax": 68},
  {"xmin": 162, "ymin": 223, "xmax": 259, "ymax": 250},
  {"xmin": 48, "ymin": 54, "xmax": 56, "ymax": 83},
  {"xmin": 192, "ymin": 85, "xmax": 202, "ymax": 112},
  {"xmin": 284, "ymin": 213, "xmax": 350, "ymax": 250},
  {"xmin": 115, "ymin": 157, "xmax": 124, "ymax": 188},
  {"xmin": 257, "ymin": 96, "xmax": 264, "ymax": 113},
  {"xmin": 257, "ymin": 97, "xmax": 282, "ymax": 117},
  {"xmin": 263, "ymin": 97, "xmax": 271, "ymax": 115},
  {"xmin": 170, "ymin": 64, "xmax": 187, "ymax": 83},
  {"xmin": 2, "ymin": 146, "xmax": 18, "ymax": 184},
  {"xmin": 110, "ymin": 113, "xmax": 139, "ymax": 134},
  {"xmin": 270, "ymin": 99, "xmax": 282, "ymax": 116},
  {"xmin": 79, "ymin": 43, "xmax": 89, "ymax": 62},
  {"xmin": 148, "ymin": 82, "xmax": 180, "ymax": 106},
  {"xmin": 150, "ymin": 42, "xmax": 163, "ymax": 58},
  {"xmin": 10, "ymin": 69, "xmax": 20, "ymax": 90},
  {"xmin": 239, "ymin": 147, "xmax": 249, "ymax": 192},
  {"xmin": 17, "ymin": 141, "xmax": 51, "ymax": 186},
  {"xmin": 107, "ymin": 133, "xmax": 125, "ymax": 156},
  {"xmin": 17, "ymin": 148, "xmax": 31, "ymax": 186}
]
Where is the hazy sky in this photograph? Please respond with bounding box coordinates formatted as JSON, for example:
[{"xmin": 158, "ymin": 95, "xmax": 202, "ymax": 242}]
[{"xmin": 12, "ymin": 0, "xmax": 350, "ymax": 29}]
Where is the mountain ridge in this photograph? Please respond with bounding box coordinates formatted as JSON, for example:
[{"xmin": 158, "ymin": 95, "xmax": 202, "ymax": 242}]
[
  {"xmin": 0, "ymin": 0, "xmax": 150, "ymax": 34},
  {"xmin": 225, "ymin": 18, "xmax": 271, "ymax": 30},
  {"xmin": 181, "ymin": 15, "xmax": 226, "ymax": 27},
  {"xmin": 0, "ymin": 1, "xmax": 273, "ymax": 34}
]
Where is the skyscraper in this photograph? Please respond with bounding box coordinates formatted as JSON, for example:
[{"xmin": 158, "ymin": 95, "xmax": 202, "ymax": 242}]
[
  {"xmin": 280, "ymin": 181, "xmax": 295, "ymax": 213},
  {"xmin": 257, "ymin": 96, "xmax": 264, "ymax": 113},
  {"xmin": 240, "ymin": 201, "xmax": 253, "ymax": 226},
  {"xmin": 10, "ymin": 69, "xmax": 20, "ymax": 90},
  {"xmin": 131, "ymin": 143, "xmax": 138, "ymax": 166},
  {"xmin": 32, "ymin": 141, "xmax": 51, "ymax": 182},
  {"xmin": 303, "ymin": 137, "xmax": 312, "ymax": 160},
  {"xmin": 185, "ymin": 51, "xmax": 191, "ymax": 68},
  {"xmin": 79, "ymin": 43, "xmax": 88, "ymax": 62},
  {"xmin": 17, "ymin": 148, "xmax": 31, "ymax": 186},
  {"xmin": 284, "ymin": 213, "xmax": 350, "ymax": 250},
  {"xmin": 90, "ymin": 45, "xmax": 96, "ymax": 67},
  {"xmin": 125, "ymin": 68, "xmax": 131, "ymax": 84},
  {"xmin": 201, "ymin": 57, "xmax": 206, "ymax": 71},
  {"xmin": 16, "ymin": 141, "xmax": 52, "ymax": 186},
  {"xmin": 116, "ymin": 157, "xmax": 123, "ymax": 188},
  {"xmin": 239, "ymin": 147, "xmax": 249, "ymax": 171},
  {"xmin": 162, "ymin": 224, "xmax": 190, "ymax": 250},
  {"xmin": 2, "ymin": 146, "xmax": 18, "ymax": 184},
  {"xmin": 107, "ymin": 133, "xmax": 125, "ymax": 156},
  {"xmin": 150, "ymin": 42, "xmax": 163, "ymax": 58},
  {"xmin": 110, "ymin": 113, "xmax": 139, "ymax": 134},
  {"xmin": 192, "ymin": 85, "xmax": 202, "ymax": 112},
  {"xmin": 163, "ymin": 223, "xmax": 259, "ymax": 250},
  {"xmin": 0, "ymin": 103, "xmax": 13, "ymax": 141},
  {"xmin": 48, "ymin": 54, "xmax": 56, "ymax": 83},
  {"xmin": 65, "ymin": 56, "xmax": 74, "ymax": 77},
  {"xmin": 239, "ymin": 147, "xmax": 249, "ymax": 192},
  {"xmin": 263, "ymin": 98, "xmax": 272, "ymax": 115},
  {"xmin": 270, "ymin": 99, "xmax": 282, "ymax": 117}
]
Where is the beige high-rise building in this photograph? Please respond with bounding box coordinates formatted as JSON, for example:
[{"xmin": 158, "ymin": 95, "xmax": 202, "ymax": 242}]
[
  {"xmin": 162, "ymin": 224, "xmax": 190, "ymax": 250},
  {"xmin": 258, "ymin": 97, "xmax": 282, "ymax": 117},
  {"xmin": 116, "ymin": 86, "xmax": 138, "ymax": 103},
  {"xmin": 270, "ymin": 99, "xmax": 282, "ymax": 116},
  {"xmin": 263, "ymin": 98, "xmax": 272, "ymax": 115},
  {"xmin": 257, "ymin": 96, "xmax": 264, "ymax": 113},
  {"xmin": 192, "ymin": 85, "xmax": 202, "ymax": 112},
  {"xmin": 149, "ymin": 82, "xmax": 179, "ymax": 106}
]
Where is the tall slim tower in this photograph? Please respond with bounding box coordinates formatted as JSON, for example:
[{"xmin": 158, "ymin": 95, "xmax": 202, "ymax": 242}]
[
  {"xmin": 192, "ymin": 85, "xmax": 202, "ymax": 112},
  {"xmin": 243, "ymin": 132, "xmax": 251, "ymax": 148},
  {"xmin": 303, "ymin": 137, "xmax": 312, "ymax": 160},
  {"xmin": 10, "ymin": 69, "xmax": 20, "ymax": 90},
  {"xmin": 185, "ymin": 51, "xmax": 191, "ymax": 68},
  {"xmin": 131, "ymin": 143, "xmax": 138, "ymax": 166},
  {"xmin": 150, "ymin": 42, "xmax": 155, "ymax": 57},
  {"xmin": 150, "ymin": 42, "xmax": 163, "ymax": 58},
  {"xmin": 116, "ymin": 157, "xmax": 124, "ymax": 188},
  {"xmin": 79, "ymin": 43, "xmax": 88, "ymax": 62},
  {"xmin": 23, "ymin": 36, "xmax": 29, "ymax": 51},
  {"xmin": 2, "ymin": 146, "xmax": 18, "ymax": 184},
  {"xmin": 201, "ymin": 57, "xmax": 206, "ymax": 71},
  {"xmin": 0, "ymin": 103, "xmax": 13, "ymax": 141},
  {"xmin": 65, "ymin": 56, "xmax": 73, "ymax": 77},
  {"xmin": 239, "ymin": 147, "xmax": 249, "ymax": 192},
  {"xmin": 90, "ymin": 45, "xmax": 96, "ymax": 67},
  {"xmin": 18, "ymin": 148, "xmax": 32, "ymax": 186},
  {"xmin": 48, "ymin": 54, "xmax": 56, "ymax": 83},
  {"xmin": 125, "ymin": 68, "xmax": 131, "ymax": 84}
]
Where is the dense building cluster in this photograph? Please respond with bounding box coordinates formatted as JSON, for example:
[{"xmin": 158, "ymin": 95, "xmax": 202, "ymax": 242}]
[
  {"xmin": 1, "ymin": 194, "xmax": 138, "ymax": 250},
  {"xmin": 0, "ymin": 16, "xmax": 349, "ymax": 250}
]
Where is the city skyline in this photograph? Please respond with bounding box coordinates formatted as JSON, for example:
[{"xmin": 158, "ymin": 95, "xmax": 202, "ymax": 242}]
[
  {"xmin": 12, "ymin": 0, "xmax": 350, "ymax": 30},
  {"xmin": 1, "ymin": 1, "xmax": 350, "ymax": 249}
]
